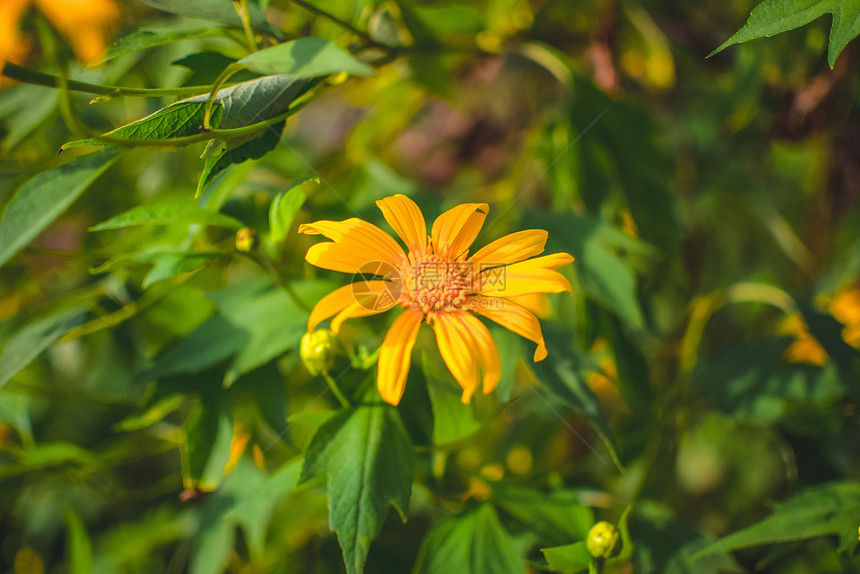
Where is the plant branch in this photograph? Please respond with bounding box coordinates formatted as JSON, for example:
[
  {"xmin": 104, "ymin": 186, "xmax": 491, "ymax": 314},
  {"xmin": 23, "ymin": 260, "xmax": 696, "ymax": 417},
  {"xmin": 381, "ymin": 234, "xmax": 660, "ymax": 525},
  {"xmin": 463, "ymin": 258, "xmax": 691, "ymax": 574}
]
[
  {"xmin": 1, "ymin": 63, "xmax": 219, "ymax": 98},
  {"xmin": 288, "ymin": 0, "xmax": 373, "ymax": 43}
]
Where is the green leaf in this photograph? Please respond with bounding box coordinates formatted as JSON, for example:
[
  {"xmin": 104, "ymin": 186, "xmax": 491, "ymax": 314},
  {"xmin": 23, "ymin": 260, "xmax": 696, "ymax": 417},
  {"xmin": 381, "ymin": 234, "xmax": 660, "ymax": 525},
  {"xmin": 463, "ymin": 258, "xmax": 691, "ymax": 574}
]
[
  {"xmin": 0, "ymin": 84, "xmax": 58, "ymax": 151},
  {"xmin": 65, "ymin": 510, "xmax": 93, "ymax": 574},
  {"xmin": 422, "ymin": 352, "xmax": 482, "ymax": 446},
  {"xmin": 301, "ymin": 404, "xmax": 414, "ymax": 574},
  {"xmin": 96, "ymin": 26, "xmax": 227, "ymax": 64},
  {"xmin": 142, "ymin": 252, "xmax": 214, "ymax": 287},
  {"xmin": 235, "ymin": 362, "xmax": 290, "ymax": 442},
  {"xmin": 235, "ymin": 37, "xmax": 373, "ymax": 78},
  {"xmin": 90, "ymin": 200, "xmax": 243, "ymax": 231},
  {"xmin": 599, "ymin": 311, "xmax": 653, "ymax": 416},
  {"xmin": 490, "ymin": 326, "xmax": 519, "ymax": 403},
  {"xmin": 269, "ymin": 177, "xmax": 315, "ymax": 244},
  {"xmin": 532, "ymin": 325, "xmax": 622, "ymax": 471},
  {"xmin": 541, "ymin": 541, "xmax": 591, "ymax": 573},
  {"xmin": 0, "ymin": 388, "xmax": 32, "ymax": 440},
  {"xmin": 694, "ymin": 338, "xmax": 845, "ymax": 428},
  {"xmin": 141, "ymin": 314, "xmax": 249, "ymax": 382},
  {"xmin": 191, "ymin": 457, "xmax": 302, "ymax": 574},
  {"xmin": 207, "ymin": 279, "xmax": 311, "ymax": 386},
  {"xmin": 65, "ymin": 75, "xmax": 304, "ymax": 149},
  {"xmin": 173, "ymin": 52, "xmax": 258, "ymax": 87},
  {"xmin": 63, "ymin": 100, "xmax": 222, "ymax": 149},
  {"xmin": 525, "ymin": 210, "xmax": 650, "ymax": 328},
  {"xmin": 140, "ymin": 279, "xmax": 315, "ymax": 385},
  {"xmin": 634, "ymin": 501, "xmax": 744, "ymax": 574},
  {"xmin": 0, "ymin": 150, "xmax": 117, "ymax": 269},
  {"xmin": 114, "ymin": 393, "xmax": 187, "ymax": 432},
  {"xmin": 138, "ymin": 0, "xmax": 276, "ymax": 35},
  {"xmin": 712, "ymin": 0, "xmax": 860, "ymax": 67},
  {"xmin": 412, "ymin": 504, "xmax": 525, "ymax": 574},
  {"xmin": 0, "ymin": 307, "xmax": 86, "ymax": 388},
  {"xmin": 693, "ymin": 481, "xmax": 860, "ymax": 560},
  {"xmin": 183, "ymin": 387, "xmax": 233, "ymax": 490},
  {"xmin": 197, "ymin": 120, "xmax": 285, "ymax": 195},
  {"xmin": 493, "ymin": 484, "xmax": 594, "ymax": 546}
]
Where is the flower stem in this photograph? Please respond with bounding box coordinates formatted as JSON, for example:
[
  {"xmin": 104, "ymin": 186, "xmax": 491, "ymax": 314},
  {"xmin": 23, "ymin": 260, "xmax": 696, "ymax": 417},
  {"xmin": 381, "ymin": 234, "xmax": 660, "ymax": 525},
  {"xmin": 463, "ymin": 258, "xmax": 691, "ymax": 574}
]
[
  {"xmin": 322, "ymin": 373, "xmax": 351, "ymax": 408},
  {"xmin": 233, "ymin": 0, "xmax": 259, "ymax": 52},
  {"xmin": 288, "ymin": 0, "xmax": 373, "ymax": 43},
  {"xmin": 1, "ymin": 63, "xmax": 219, "ymax": 98}
]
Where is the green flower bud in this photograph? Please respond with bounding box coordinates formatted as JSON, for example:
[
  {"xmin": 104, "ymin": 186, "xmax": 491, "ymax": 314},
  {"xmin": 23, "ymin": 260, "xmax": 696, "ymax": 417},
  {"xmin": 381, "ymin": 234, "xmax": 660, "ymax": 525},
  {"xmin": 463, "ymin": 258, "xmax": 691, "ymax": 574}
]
[
  {"xmin": 235, "ymin": 227, "xmax": 257, "ymax": 253},
  {"xmin": 300, "ymin": 330, "xmax": 338, "ymax": 376},
  {"xmin": 586, "ymin": 521, "xmax": 620, "ymax": 559}
]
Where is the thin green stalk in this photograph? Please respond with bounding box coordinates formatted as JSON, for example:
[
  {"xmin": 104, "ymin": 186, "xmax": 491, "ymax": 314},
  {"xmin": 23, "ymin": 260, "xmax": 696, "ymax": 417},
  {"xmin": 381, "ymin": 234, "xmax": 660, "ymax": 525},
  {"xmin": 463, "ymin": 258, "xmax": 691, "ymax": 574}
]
[
  {"xmin": 1, "ymin": 63, "xmax": 219, "ymax": 98},
  {"xmin": 288, "ymin": 0, "xmax": 373, "ymax": 42},
  {"xmin": 322, "ymin": 373, "xmax": 351, "ymax": 407},
  {"xmin": 233, "ymin": 0, "xmax": 258, "ymax": 51}
]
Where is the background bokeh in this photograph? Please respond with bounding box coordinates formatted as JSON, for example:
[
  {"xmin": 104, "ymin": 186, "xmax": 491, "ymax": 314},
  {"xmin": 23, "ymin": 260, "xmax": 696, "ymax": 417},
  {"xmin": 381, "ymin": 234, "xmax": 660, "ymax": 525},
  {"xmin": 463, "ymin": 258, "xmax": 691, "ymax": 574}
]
[{"xmin": 1, "ymin": 0, "xmax": 859, "ymax": 573}]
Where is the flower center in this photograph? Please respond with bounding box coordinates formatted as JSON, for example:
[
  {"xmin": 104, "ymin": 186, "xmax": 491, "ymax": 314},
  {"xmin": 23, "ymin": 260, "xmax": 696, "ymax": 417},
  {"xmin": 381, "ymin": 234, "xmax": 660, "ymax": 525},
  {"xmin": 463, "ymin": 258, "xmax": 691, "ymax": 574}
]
[{"xmin": 400, "ymin": 253, "xmax": 475, "ymax": 313}]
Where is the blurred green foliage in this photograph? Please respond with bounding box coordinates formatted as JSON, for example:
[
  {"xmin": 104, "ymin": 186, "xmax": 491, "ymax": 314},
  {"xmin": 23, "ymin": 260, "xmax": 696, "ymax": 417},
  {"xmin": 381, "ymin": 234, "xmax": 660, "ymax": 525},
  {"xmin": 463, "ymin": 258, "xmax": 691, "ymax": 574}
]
[{"xmin": 1, "ymin": 0, "xmax": 859, "ymax": 573}]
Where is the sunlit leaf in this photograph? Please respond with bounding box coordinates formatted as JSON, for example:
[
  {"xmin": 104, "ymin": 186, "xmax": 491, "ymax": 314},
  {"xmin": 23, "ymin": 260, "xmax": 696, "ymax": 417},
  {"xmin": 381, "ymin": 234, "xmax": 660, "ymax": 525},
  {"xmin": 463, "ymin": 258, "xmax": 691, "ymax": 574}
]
[
  {"xmin": 712, "ymin": 0, "xmax": 860, "ymax": 67},
  {"xmin": 269, "ymin": 177, "xmax": 315, "ymax": 244},
  {"xmin": 65, "ymin": 510, "xmax": 93, "ymax": 574},
  {"xmin": 532, "ymin": 325, "xmax": 621, "ymax": 470},
  {"xmin": 197, "ymin": 120, "xmax": 285, "ymax": 195},
  {"xmin": 301, "ymin": 404, "xmax": 414, "ymax": 574},
  {"xmin": 138, "ymin": 0, "xmax": 276, "ymax": 35},
  {"xmin": 694, "ymin": 481, "xmax": 860, "ymax": 558},
  {"xmin": 0, "ymin": 307, "xmax": 86, "ymax": 388},
  {"xmin": 494, "ymin": 484, "xmax": 594, "ymax": 546},
  {"xmin": 422, "ymin": 352, "xmax": 482, "ymax": 445},
  {"xmin": 0, "ymin": 150, "xmax": 117, "ymax": 269},
  {"xmin": 97, "ymin": 26, "xmax": 227, "ymax": 64},
  {"xmin": 412, "ymin": 504, "xmax": 525, "ymax": 574},
  {"xmin": 207, "ymin": 279, "xmax": 312, "ymax": 386},
  {"xmin": 541, "ymin": 541, "xmax": 590, "ymax": 573},
  {"xmin": 235, "ymin": 37, "xmax": 373, "ymax": 78},
  {"xmin": 64, "ymin": 75, "xmax": 304, "ymax": 150},
  {"xmin": 191, "ymin": 457, "xmax": 302, "ymax": 574},
  {"xmin": 525, "ymin": 210, "xmax": 650, "ymax": 328},
  {"xmin": 182, "ymin": 386, "xmax": 233, "ymax": 490},
  {"xmin": 90, "ymin": 201, "xmax": 243, "ymax": 231}
]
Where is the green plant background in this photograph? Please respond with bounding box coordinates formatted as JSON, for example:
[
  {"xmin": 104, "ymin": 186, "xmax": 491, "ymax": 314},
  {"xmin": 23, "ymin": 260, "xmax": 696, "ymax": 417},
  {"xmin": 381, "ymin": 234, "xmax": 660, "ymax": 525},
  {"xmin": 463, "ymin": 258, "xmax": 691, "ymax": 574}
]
[{"xmin": 1, "ymin": 0, "xmax": 859, "ymax": 573}]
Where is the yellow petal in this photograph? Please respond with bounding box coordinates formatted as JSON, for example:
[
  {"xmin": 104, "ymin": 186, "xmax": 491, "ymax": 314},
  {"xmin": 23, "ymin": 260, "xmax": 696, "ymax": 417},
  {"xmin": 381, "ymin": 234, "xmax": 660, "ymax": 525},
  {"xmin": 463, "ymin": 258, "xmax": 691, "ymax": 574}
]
[
  {"xmin": 377, "ymin": 309, "xmax": 423, "ymax": 405},
  {"xmin": 430, "ymin": 202, "xmax": 489, "ymax": 259},
  {"xmin": 0, "ymin": 0, "xmax": 30, "ymax": 75},
  {"xmin": 432, "ymin": 313, "xmax": 479, "ymax": 403},
  {"xmin": 479, "ymin": 253, "xmax": 575, "ymax": 297},
  {"xmin": 36, "ymin": 0, "xmax": 119, "ymax": 65},
  {"xmin": 376, "ymin": 194, "xmax": 427, "ymax": 254},
  {"xmin": 505, "ymin": 293, "xmax": 550, "ymax": 318},
  {"xmin": 330, "ymin": 284, "xmax": 399, "ymax": 333},
  {"xmin": 455, "ymin": 312, "xmax": 501, "ymax": 394},
  {"xmin": 299, "ymin": 218, "xmax": 407, "ymax": 266},
  {"xmin": 304, "ymin": 243, "xmax": 373, "ymax": 274},
  {"xmin": 307, "ymin": 281, "xmax": 392, "ymax": 332},
  {"xmin": 473, "ymin": 297, "xmax": 548, "ymax": 361},
  {"xmin": 469, "ymin": 229, "xmax": 547, "ymax": 265}
]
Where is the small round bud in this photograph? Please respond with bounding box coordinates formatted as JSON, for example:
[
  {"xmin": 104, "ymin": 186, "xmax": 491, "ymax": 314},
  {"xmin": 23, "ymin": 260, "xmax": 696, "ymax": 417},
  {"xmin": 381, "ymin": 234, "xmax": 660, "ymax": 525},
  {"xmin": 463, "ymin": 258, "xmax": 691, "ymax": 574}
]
[
  {"xmin": 327, "ymin": 71, "xmax": 349, "ymax": 86},
  {"xmin": 235, "ymin": 228, "xmax": 257, "ymax": 253},
  {"xmin": 586, "ymin": 521, "xmax": 620, "ymax": 559},
  {"xmin": 300, "ymin": 330, "xmax": 338, "ymax": 376}
]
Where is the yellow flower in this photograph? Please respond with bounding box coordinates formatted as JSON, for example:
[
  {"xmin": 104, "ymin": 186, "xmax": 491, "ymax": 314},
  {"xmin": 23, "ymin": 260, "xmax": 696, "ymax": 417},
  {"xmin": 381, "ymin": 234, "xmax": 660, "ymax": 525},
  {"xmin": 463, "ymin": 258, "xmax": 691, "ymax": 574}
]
[
  {"xmin": 299, "ymin": 194, "xmax": 574, "ymax": 406},
  {"xmin": 0, "ymin": 0, "xmax": 119, "ymax": 75}
]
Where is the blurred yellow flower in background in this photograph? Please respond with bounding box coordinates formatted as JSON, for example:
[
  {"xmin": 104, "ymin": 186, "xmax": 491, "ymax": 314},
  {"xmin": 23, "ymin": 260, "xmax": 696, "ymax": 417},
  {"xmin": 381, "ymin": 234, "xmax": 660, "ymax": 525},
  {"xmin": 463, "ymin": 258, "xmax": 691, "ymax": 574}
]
[
  {"xmin": 0, "ymin": 0, "xmax": 119, "ymax": 75},
  {"xmin": 781, "ymin": 286, "xmax": 860, "ymax": 365}
]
